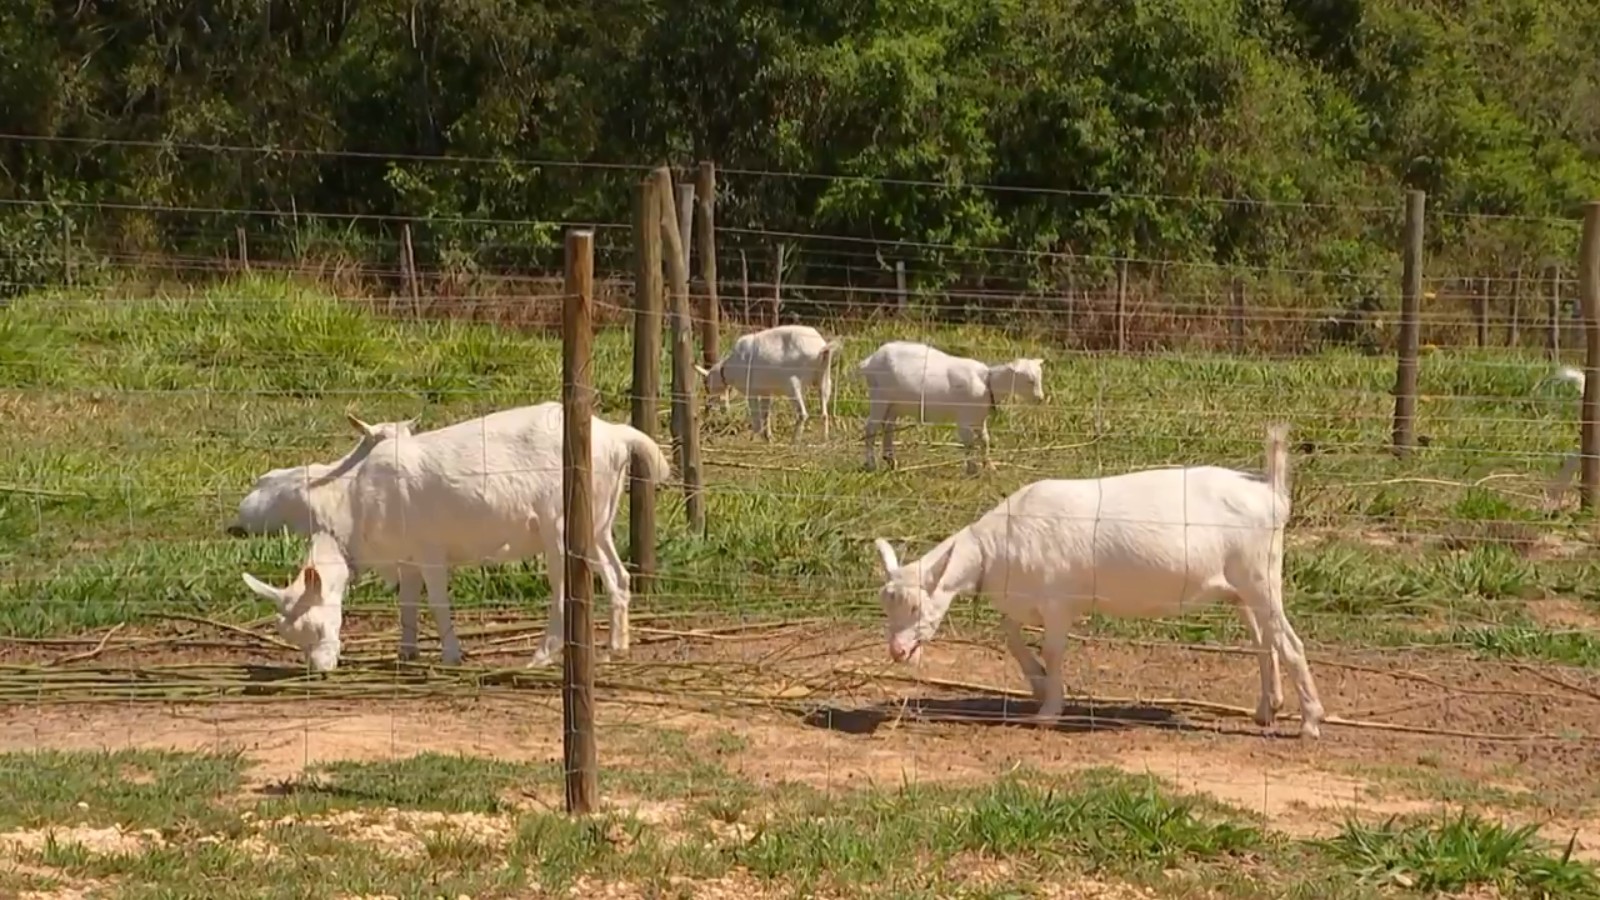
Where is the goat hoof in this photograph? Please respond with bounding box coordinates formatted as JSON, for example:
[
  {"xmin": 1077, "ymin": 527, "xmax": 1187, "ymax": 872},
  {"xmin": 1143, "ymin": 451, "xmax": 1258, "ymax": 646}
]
[
  {"xmin": 1299, "ymin": 720, "xmax": 1322, "ymax": 740},
  {"xmin": 526, "ymin": 650, "xmax": 558, "ymax": 669},
  {"xmin": 397, "ymin": 647, "xmax": 419, "ymax": 663}
]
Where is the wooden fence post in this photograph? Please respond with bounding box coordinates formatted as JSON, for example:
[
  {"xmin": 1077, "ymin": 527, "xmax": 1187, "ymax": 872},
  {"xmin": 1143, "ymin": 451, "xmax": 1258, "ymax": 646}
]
[
  {"xmin": 676, "ymin": 184, "xmax": 694, "ymax": 280},
  {"xmin": 1548, "ymin": 264, "xmax": 1562, "ymax": 360},
  {"xmin": 60, "ymin": 214, "xmax": 73, "ymax": 288},
  {"xmin": 895, "ymin": 261, "xmax": 907, "ymax": 312},
  {"xmin": 1509, "ymin": 268, "xmax": 1522, "ymax": 348},
  {"xmin": 655, "ymin": 167, "xmax": 705, "ymax": 533},
  {"xmin": 740, "ymin": 249, "xmax": 751, "ymax": 324},
  {"xmin": 771, "ymin": 243, "xmax": 784, "ymax": 327},
  {"xmin": 1474, "ymin": 276, "xmax": 1489, "ymax": 348},
  {"xmin": 402, "ymin": 223, "xmax": 421, "ymax": 316},
  {"xmin": 1392, "ymin": 190, "xmax": 1425, "ymax": 456},
  {"xmin": 560, "ymin": 227, "xmax": 598, "ymax": 816},
  {"xmin": 1579, "ymin": 202, "xmax": 1600, "ymax": 512},
  {"xmin": 696, "ymin": 162, "xmax": 720, "ymax": 368},
  {"xmin": 236, "ymin": 226, "xmax": 249, "ymax": 273},
  {"xmin": 629, "ymin": 177, "xmax": 662, "ymax": 597},
  {"xmin": 1114, "ymin": 260, "xmax": 1128, "ymax": 353},
  {"xmin": 1230, "ymin": 277, "xmax": 1245, "ymax": 352}
]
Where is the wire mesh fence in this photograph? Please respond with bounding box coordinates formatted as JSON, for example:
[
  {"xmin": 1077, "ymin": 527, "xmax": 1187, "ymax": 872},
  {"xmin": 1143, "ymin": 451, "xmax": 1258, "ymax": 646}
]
[{"xmin": 4, "ymin": 143, "xmax": 1600, "ymax": 893}]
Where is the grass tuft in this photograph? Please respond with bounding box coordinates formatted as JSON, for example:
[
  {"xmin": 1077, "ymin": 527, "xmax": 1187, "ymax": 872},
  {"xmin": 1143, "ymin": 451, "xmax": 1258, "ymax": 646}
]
[{"xmin": 1317, "ymin": 810, "xmax": 1600, "ymax": 894}]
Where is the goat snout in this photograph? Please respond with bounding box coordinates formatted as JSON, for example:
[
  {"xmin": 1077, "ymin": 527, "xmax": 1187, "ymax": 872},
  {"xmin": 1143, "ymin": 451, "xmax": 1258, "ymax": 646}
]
[{"xmin": 888, "ymin": 639, "xmax": 921, "ymax": 664}]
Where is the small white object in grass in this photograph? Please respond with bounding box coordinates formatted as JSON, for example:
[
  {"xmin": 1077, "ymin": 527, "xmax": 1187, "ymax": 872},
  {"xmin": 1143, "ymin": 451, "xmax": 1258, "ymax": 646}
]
[
  {"xmin": 239, "ymin": 402, "xmax": 671, "ymax": 671},
  {"xmin": 857, "ymin": 340, "xmax": 1045, "ymax": 475},
  {"xmin": 870, "ymin": 422, "xmax": 1325, "ymax": 740},
  {"xmin": 1542, "ymin": 365, "xmax": 1590, "ymax": 506},
  {"xmin": 695, "ymin": 324, "xmax": 844, "ymax": 443}
]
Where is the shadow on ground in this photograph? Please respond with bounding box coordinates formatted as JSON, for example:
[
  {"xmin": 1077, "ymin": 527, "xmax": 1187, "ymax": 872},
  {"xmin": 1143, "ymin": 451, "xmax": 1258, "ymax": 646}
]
[{"xmin": 798, "ymin": 695, "xmax": 1191, "ymax": 736}]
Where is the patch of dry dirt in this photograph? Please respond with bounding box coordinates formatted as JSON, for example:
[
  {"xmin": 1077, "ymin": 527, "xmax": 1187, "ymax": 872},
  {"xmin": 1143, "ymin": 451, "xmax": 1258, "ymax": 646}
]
[
  {"xmin": 255, "ymin": 808, "xmax": 513, "ymax": 858},
  {"xmin": 3, "ymin": 624, "xmax": 1599, "ymax": 852},
  {"xmin": 0, "ymin": 824, "xmax": 164, "ymax": 857},
  {"xmin": 1526, "ymin": 597, "xmax": 1600, "ymax": 630},
  {"xmin": 2, "ymin": 860, "xmax": 110, "ymax": 900}
]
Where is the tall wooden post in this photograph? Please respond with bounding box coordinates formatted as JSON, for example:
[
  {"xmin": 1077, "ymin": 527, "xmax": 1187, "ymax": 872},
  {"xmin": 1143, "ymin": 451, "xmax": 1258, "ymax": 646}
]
[
  {"xmin": 236, "ymin": 226, "xmax": 250, "ymax": 273},
  {"xmin": 740, "ymin": 249, "xmax": 751, "ymax": 324},
  {"xmin": 60, "ymin": 214, "xmax": 73, "ymax": 288},
  {"xmin": 655, "ymin": 167, "xmax": 705, "ymax": 533},
  {"xmin": 1392, "ymin": 190, "xmax": 1425, "ymax": 456},
  {"xmin": 895, "ymin": 261, "xmax": 908, "ymax": 312},
  {"xmin": 630, "ymin": 178, "xmax": 662, "ymax": 596},
  {"xmin": 696, "ymin": 162, "xmax": 720, "ymax": 368},
  {"xmin": 1509, "ymin": 268, "xmax": 1522, "ymax": 348},
  {"xmin": 1474, "ymin": 276, "xmax": 1489, "ymax": 348},
  {"xmin": 1578, "ymin": 202, "xmax": 1600, "ymax": 511},
  {"xmin": 1230, "ymin": 277, "xmax": 1245, "ymax": 352},
  {"xmin": 1114, "ymin": 260, "xmax": 1128, "ymax": 353},
  {"xmin": 560, "ymin": 228, "xmax": 598, "ymax": 815},
  {"xmin": 676, "ymin": 184, "xmax": 694, "ymax": 278},
  {"xmin": 771, "ymin": 244, "xmax": 784, "ymax": 327},
  {"xmin": 402, "ymin": 224, "xmax": 421, "ymax": 316},
  {"xmin": 1548, "ymin": 264, "xmax": 1563, "ymax": 360}
]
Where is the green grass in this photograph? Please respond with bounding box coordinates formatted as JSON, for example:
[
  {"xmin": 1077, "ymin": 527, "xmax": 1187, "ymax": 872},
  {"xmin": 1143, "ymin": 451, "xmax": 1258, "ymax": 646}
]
[
  {"xmin": 1318, "ymin": 811, "xmax": 1600, "ymax": 896},
  {"xmin": 6, "ymin": 746, "xmax": 1595, "ymax": 898},
  {"xmin": 3, "ymin": 277, "xmax": 1599, "ymax": 667},
  {"xmin": 0, "ymin": 748, "xmax": 245, "ymax": 831}
]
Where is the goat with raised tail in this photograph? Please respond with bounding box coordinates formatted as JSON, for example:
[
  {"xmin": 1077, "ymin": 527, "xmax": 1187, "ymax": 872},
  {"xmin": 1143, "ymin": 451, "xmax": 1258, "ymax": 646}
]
[
  {"xmin": 870, "ymin": 423, "xmax": 1325, "ymax": 739},
  {"xmin": 857, "ymin": 340, "xmax": 1044, "ymax": 475},
  {"xmin": 695, "ymin": 324, "xmax": 843, "ymax": 442}
]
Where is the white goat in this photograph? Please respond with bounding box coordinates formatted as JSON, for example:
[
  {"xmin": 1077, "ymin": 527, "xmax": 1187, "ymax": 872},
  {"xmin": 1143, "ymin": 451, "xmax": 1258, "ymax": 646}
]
[
  {"xmin": 227, "ymin": 413, "xmax": 417, "ymax": 538},
  {"xmin": 239, "ymin": 402, "xmax": 671, "ymax": 671},
  {"xmin": 871, "ymin": 423, "xmax": 1325, "ymax": 739},
  {"xmin": 1544, "ymin": 365, "xmax": 1589, "ymax": 505},
  {"xmin": 858, "ymin": 340, "xmax": 1045, "ymax": 474},
  {"xmin": 695, "ymin": 324, "xmax": 843, "ymax": 442}
]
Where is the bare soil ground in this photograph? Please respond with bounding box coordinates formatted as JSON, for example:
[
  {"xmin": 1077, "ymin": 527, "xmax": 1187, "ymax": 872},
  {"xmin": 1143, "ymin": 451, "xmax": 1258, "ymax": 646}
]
[{"xmin": 4, "ymin": 622, "xmax": 1599, "ymax": 856}]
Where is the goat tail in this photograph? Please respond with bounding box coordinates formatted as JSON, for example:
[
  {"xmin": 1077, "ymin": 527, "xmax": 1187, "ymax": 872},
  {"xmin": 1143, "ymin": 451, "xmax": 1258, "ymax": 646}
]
[
  {"xmin": 619, "ymin": 425, "xmax": 672, "ymax": 483},
  {"xmin": 1264, "ymin": 422, "xmax": 1291, "ymax": 507}
]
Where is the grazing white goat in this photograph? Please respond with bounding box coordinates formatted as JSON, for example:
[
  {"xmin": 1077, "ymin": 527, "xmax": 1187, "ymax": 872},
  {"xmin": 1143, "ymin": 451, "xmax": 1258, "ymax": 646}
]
[
  {"xmin": 858, "ymin": 341, "xmax": 1045, "ymax": 474},
  {"xmin": 239, "ymin": 402, "xmax": 671, "ymax": 671},
  {"xmin": 226, "ymin": 413, "xmax": 417, "ymax": 538},
  {"xmin": 1543, "ymin": 365, "xmax": 1589, "ymax": 505},
  {"xmin": 695, "ymin": 324, "xmax": 844, "ymax": 442},
  {"xmin": 870, "ymin": 423, "xmax": 1325, "ymax": 739}
]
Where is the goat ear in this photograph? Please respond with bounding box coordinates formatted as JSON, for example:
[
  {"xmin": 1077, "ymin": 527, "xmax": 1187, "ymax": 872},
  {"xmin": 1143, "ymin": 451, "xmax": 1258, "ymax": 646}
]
[
  {"xmin": 399, "ymin": 416, "xmax": 419, "ymax": 431},
  {"xmin": 694, "ymin": 365, "xmax": 710, "ymax": 378},
  {"xmin": 301, "ymin": 565, "xmax": 323, "ymax": 594},
  {"xmin": 242, "ymin": 572, "xmax": 286, "ymax": 607},
  {"xmin": 873, "ymin": 539, "xmax": 900, "ymax": 576},
  {"xmin": 346, "ymin": 412, "xmax": 375, "ymax": 438}
]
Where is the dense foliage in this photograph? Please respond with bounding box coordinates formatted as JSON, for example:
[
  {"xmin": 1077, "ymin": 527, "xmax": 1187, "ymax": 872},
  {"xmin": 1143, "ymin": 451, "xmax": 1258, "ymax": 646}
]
[{"xmin": 2, "ymin": 0, "xmax": 1597, "ymax": 319}]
